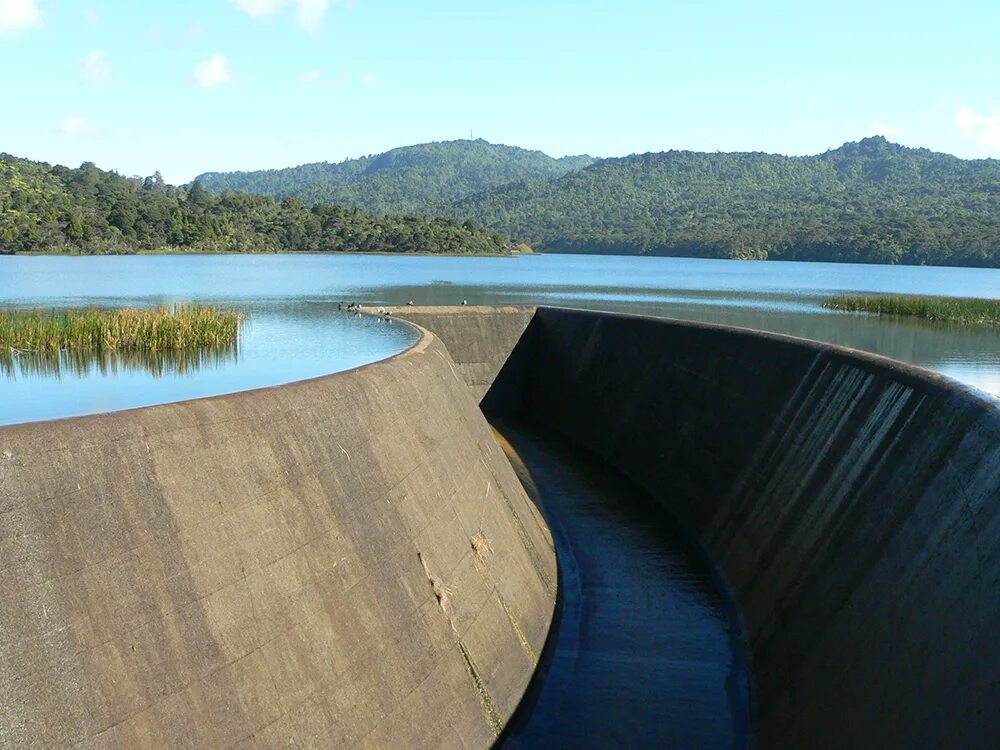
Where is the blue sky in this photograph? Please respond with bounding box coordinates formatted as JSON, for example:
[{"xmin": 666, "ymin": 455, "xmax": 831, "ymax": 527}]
[{"xmin": 1, "ymin": 0, "xmax": 998, "ymax": 183}]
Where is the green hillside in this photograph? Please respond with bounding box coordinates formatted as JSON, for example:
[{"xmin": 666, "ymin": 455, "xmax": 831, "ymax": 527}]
[
  {"xmin": 195, "ymin": 139, "xmax": 595, "ymax": 216},
  {"xmin": 457, "ymin": 137, "xmax": 1000, "ymax": 266},
  {"xmin": 7, "ymin": 137, "xmax": 1000, "ymax": 265},
  {"xmin": 0, "ymin": 154, "xmax": 518, "ymax": 255}
]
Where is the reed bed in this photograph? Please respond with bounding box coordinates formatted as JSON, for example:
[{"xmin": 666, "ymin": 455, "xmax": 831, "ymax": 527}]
[
  {"xmin": 0, "ymin": 305, "xmax": 244, "ymax": 354},
  {"xmin": 824, "ymin": 294, "xmax": 1000, "ymax": 326}
]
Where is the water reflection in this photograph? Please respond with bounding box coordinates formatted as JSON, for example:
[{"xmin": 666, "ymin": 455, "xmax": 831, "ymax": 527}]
[
  {"xmin": 1, "ymin": 340, "xmax": 239, "ymax": 380},
  {"xmin": 0, "ymin": 294, "xmax": 416, "ymax": 426}
]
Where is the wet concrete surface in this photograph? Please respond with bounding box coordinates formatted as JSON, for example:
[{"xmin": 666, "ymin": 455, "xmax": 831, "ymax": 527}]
[{"xmin": 492, "ymin": 420, "xmax": 752, "ymax": 749}]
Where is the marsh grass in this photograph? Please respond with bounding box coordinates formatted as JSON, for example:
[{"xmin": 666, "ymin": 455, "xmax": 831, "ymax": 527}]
[
  {"xmin": 0, "ymin": 305, "xmax": 243, "ymax": 378},
  {"xmin": 0, "ymin": 305, "xmax": 243, "ymax": 354},
  {"xmin": 824, "ymin": 294, "xmax": 1000, "ymax": 326}
]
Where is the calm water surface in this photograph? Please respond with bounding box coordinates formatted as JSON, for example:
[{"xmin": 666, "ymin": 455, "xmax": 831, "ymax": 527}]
[
  {"xmin": 1, "ymin": 254, "xmax": 998, "ymax": 424},
  {"xmin": 494, "ymin": 421, "xmax": 750, "ymax": 749}
]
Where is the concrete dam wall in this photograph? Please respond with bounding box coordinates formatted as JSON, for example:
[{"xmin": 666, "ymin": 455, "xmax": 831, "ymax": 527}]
[
  {"xmin": 403, "ymin": 306, "xmax": 1000, "ymax": 750},
  {"xmin": 0, "ymin": 329, "xmax": 556, "ymax": 747},
  {"xmin": 4, "ymin": 302, "xmax": 998, "ymax": 749},
  {"xmin": 395, "ymin": 307, "xmax": 536, "ymax": 403}
]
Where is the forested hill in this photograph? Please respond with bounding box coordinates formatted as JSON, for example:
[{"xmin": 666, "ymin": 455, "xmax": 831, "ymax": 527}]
[
  {"xmin": 0, "ymin": 154, "xmax": 520, "ymax": 255},
  {"xmin": 458, "ymin": 137, "xmax": 1000, "ymax": 267},
  {"xmin": 195, "ymin": 139, "xmax": 596, "ymax": 216},
  {"xmin": 8, "ymin": 138, "xmax": 1000, "ymax": 265}
]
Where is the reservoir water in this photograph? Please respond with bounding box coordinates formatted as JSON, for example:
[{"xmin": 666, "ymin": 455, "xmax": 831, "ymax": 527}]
[{"xmin": 1, "ymin": 253, "xmax": 999, "ymax": 424}]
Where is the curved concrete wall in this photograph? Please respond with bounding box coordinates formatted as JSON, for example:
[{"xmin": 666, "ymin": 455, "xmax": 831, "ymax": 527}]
[
  {"xmin": 396, "ymin": 307, "xmax": 536, "ymax": 403},
  {"xmin": 414, "ymin": 306, "xmax": 1000, "ymax": 750},
  {"xmin": 0, "ymin": 328, "xmax": 555, "ymax": 747}
]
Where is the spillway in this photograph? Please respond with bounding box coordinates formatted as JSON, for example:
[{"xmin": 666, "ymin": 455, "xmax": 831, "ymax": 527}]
[
  {"xmin": 492, "ymin": 422, "xmax": 750, "ymax": 749},
  {"xmin": 404, "ymin": 305, "xmax": 1000, "ymax": 750},
  {"xmin": 1, "ymin": 305, "xmax": 998, "ymax": 749}
]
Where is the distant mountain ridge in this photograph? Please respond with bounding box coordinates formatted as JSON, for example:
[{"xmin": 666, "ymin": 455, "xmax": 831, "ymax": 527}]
[
  {"xmin": 194, "ymin": 136, "xmax": 1000, "ymax": 266},
  {"xmin": 195, "ymin": 139, "xmax": 595, "ymax": 216},
  {"xmin": 455, "ymin": 137, "xmax": 1000, "ymax": 266}
]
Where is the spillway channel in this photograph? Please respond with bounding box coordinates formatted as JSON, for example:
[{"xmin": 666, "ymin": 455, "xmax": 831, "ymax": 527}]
[{"xmin": 492, "ymin": 420, "xmax": 753, "ymax": 749}]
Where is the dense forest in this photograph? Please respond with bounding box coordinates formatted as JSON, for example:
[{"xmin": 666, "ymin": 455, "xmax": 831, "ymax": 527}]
[
  {"xmin": 6, "ymin": 137, "xmax": 1000, "ymax": 265},
  {"xmin": 195, "ymin": 139, "xmax": 595, "ymax": 216},
  {"xmin": 457, "ymin": 137, "xmax": 1000, "ymax": 266},
  {"xmin": 196, "ymin": 137, "xmax": 1000, "ymax": 267},
  {"xmin": 0, "ymin": 154, "xmax": 520, "ymax": 255}
]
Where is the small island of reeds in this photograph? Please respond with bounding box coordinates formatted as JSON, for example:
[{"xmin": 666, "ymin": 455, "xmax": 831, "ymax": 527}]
[
  {"xmin": 0, "ymin": 305, "xmax": 243, "ymax": 355},
  {"xmin": 824, "ymin": 294, "xmax": 1000, "ymax": 326}
]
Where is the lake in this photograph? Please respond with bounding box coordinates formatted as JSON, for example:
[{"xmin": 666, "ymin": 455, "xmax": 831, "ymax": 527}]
[{"xmin": 1, "ymin": 253, "xmax": 998, "ymax": 425}]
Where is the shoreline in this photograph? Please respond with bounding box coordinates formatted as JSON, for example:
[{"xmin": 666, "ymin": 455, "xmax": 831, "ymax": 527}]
[
  {"xmin": 8, "ymin": 248, "xmax": 532, "ymax": 258},
  {"xmin": 6, "ymin": 250, "xmax": 1000, "ymax": 272}
]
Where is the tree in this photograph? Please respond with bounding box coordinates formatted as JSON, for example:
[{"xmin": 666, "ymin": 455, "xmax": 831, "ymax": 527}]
[{"xmin": 0, "ymin": 153, "xmax": 517, "ymax": 256}]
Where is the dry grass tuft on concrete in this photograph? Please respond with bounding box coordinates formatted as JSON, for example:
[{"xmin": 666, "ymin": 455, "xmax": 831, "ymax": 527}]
[
  {"xmin": 418, "ymin": 552, "xmax": 454, "ymax": 613},
  {"xmin": 471, "ymin": 534, "xmax": 493, "ymax": 570}
]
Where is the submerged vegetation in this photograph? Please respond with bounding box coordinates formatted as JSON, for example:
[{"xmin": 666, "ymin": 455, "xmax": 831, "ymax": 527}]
[
  {"xmin": 0, "ymin": 305, "xmax": 243, "ymax": 354},
  {"xmin": 824, "ymin": 294, "xmax": 1000, "ymax": 326}
]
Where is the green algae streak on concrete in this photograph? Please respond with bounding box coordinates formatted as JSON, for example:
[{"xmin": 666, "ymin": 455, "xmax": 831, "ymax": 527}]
[
  {"xmin": 400, "ymin": 305, "xmax": 1000, "ymax": 750},
  {"xmin": 0, "ymin": 324, "xmax": 555, "ymax": 748}
]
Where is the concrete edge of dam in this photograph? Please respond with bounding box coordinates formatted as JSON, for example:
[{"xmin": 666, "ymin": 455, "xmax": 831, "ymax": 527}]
[
  {"xmin": 0, "ymin": 320, "xmax": 556, "ymax": 747},
  {"xmin": 398, "ymin": 305, "xmax": 1000, "ymax": 750}
]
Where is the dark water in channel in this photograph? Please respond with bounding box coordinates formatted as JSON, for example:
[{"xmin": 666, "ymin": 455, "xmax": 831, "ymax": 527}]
[
  {"xmin": 1, "ymin": 253, "xmax": 998, "ymax": 424},
  {"xmin": 493, "ymin": 421, "xmax": 751, "ymax": 749}
]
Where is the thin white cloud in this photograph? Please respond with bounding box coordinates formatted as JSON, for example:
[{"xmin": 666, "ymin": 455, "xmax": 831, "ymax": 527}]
[
  {"xmin": 83, "ymin": 7, "xmax": 98, "ymax": 24},
  {"xmin": 191, "ymin": 54, "xmax": 233, "ymax": 88},
  {"xmin": 59, "ymin": 116, "xmax": 88, "ymax": 138},
  {"xmin": 299, "ymin": 69, "xmax": 349, "ymax": 88},
  {"xmin": 230, "ymin": 0, "xmax": 331, "ymax": 30},
  {"xmin": 231, "ymin": 0, "xmax": 282, "ymax": 15},
  {"xmin": 149, "ymin": 23, "xmax": 206, "ymax": 45},
  {"xmin": 955, "ymin": 106, "xmax": 1000, "ymax": 153},
  {"xmin": 361, "ymin": 73, "xmax": 382, "ymax": 87},
  {"xmin": 296, "ymin": 0, "xmax": 328, "ymax": 30},
  {"xmin": 78, "ymin": 49, "xmax": 112, "ymax": 85},
  {"xmin": 0, "ymin": 0, "xmax": 42, "ymax": 32},
  {"xmin": 867, "ymin": 123, "xmax": 908, "ymax": 140}
]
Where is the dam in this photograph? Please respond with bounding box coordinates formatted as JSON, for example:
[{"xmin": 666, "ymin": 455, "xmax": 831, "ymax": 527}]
[{"xmin": 1, "ymin": 305, "xmax": 998, "ymax": 748}]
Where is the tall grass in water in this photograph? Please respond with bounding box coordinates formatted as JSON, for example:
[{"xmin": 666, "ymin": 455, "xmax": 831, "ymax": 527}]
[
  {"xmin": 3, "ymin": 344, "xmax": 240, "ymax": 379},
  {"xmin": 0, "ymin": 305, "xmax": 243, "ymax": 354},
  {"xmin": 824, "ymin": 295, "xmax": 1000, "ymax": 326}
]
